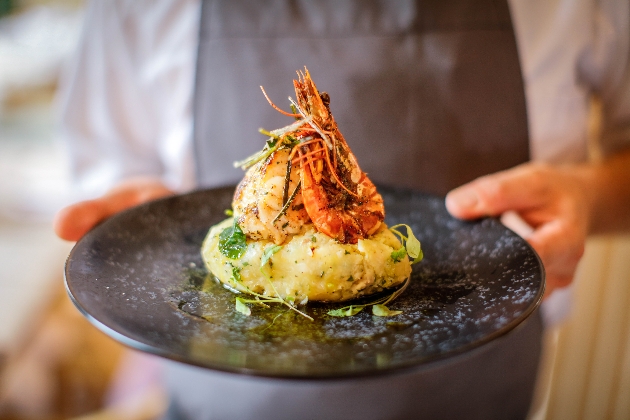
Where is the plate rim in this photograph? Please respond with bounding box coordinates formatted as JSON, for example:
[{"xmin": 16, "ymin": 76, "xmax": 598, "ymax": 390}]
[{"xmin": 64, "ymin": 186, "xmax": 546, "ymax": 380}]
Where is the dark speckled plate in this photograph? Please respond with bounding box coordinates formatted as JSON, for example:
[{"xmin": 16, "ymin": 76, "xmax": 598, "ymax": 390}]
[{"xmin": 65, "ymin": 186, "xmax": 544, "ymax": 379}]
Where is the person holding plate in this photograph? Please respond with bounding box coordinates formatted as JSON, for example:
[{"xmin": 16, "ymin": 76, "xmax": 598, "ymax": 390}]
[{"xmin": 54, "ymin": 0, "xmax": 630, "ymax": 418}]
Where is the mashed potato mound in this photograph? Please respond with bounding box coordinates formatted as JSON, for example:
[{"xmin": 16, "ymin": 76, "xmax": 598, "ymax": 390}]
[{"xmin": 202, "ymin": 218, "xmax": 412, "ymax": 303}]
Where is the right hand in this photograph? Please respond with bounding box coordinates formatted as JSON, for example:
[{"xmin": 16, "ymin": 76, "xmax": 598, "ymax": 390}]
[
  {"xmin": 445, "ymin": 162, "xmax": 591, "ymax": 297},
  {"xmin": 54, "ymin": 177, "xmax": 174, "ymax": 241}
]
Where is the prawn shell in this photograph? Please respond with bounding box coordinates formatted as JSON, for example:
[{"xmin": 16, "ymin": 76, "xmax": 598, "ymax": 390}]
[{"xmin": 301, "ymin": 162, "xmax": 384, "ymax": 244}]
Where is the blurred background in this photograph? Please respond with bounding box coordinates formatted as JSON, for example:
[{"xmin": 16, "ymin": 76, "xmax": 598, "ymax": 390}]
[
  {"xmin": 0, "ymin": 1, "xmax": 163, "ymax": 419},
  {"xmin": 0, "ymin": 1, "xmax": 629, "ymax": 419}
]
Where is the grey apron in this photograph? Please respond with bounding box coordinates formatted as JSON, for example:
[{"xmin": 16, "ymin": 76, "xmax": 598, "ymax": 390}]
[
  {"xmin": 166, "ymin": 1, "xmax": 542, "ymax": 419},
  {"xmin": 192, "ymin": 0, "xmax": 529, "ymax": 195}
]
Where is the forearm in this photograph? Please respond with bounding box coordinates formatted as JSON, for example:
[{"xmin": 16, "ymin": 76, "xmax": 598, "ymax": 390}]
[{"xmin": 583, "ymin": 149, "xmax": 630, "ymax": 234}]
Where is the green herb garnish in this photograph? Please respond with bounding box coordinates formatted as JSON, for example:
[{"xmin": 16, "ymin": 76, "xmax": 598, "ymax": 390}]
[
  {"xmin": 218, "ymin": 219, "xmax": 247, "ymax": 259},
  {"xmin": 328, "ymin": 305, "xmax": 364, "ymax": 317},
  {"xmin": 372, "ymin": 304, "xmax": 402, "ymax": 317},
  {"xmin": 389, "ymin": 224, "xmax": 424, "ymax": 264},
  {"xmin": 390, "ymin": 246, "xmax": 407, "ymax": 263},
  {"xmin": 235, "ymin": 297, "xmax": 251, "ymax": 316},
  {"xmin": 230, "ymin": 264, "xmax": 242, "ymax": 282},
  {"xmin": 325, "ymin": 276, "xmax": 410, "ymax": 318},
  {"xmin": 261, "ymin": 245, "xmax": 283, "ymax": 269}
]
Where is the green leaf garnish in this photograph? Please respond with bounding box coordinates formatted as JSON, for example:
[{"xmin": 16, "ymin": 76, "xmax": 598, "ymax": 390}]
[
  {"xmin": 235, "ymin": 297, "xmax": 251, "ymax": 316},
  {"xmin": 372, "ymin": 304, "xmax": 402, "ymax": 317},
  {"xmin": 391, "ymin": 246, "xmax": 407, "ymax": 263},
  {"xmin": 218, "ymin": 219, "xmax": 247, "ymax": 259},
  {"xmin": 261, "ymin": 245, "xmax": 283, "ymax": 269},
  {"xmin": 230, "ymin": 264, "xmax": 241, "ymax": 282},
  {"xmin": 224, "ymin": 209, "xmax": 233, "ymax": 216},
  {"xmin": 327, "ymin": 305, "xmax": 364, "ymax": 317},
  {"xmin": 389, "ymin": 224, "xmax": 424, "ymax": 264},
  {"xmin": 403, "ymin": 226, "xmax": 422, "ymax": 261},
  {"xmin": 326, "ymin": 274, "xmax": 412, "ymax": 318}
]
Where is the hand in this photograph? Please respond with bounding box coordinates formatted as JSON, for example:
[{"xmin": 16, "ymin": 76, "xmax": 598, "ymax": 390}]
[
  {"xmin": 445, "ymin": 162, "xmax": 593, "ymax": 297},
  {"xmin": 54, "ymin": 177, "xmax": 174, "ymax": 241}
]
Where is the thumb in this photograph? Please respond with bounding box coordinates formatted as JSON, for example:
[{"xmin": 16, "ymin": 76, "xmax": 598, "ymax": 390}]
[{"xmin": 445, "ymin": 165, "xmax": 546, "ymax": 219}]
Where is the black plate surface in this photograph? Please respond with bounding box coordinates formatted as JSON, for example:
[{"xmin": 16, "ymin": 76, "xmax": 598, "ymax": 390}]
[{"xmin": 65, "ymin": 186, "xmax": 544, "ymax": 379}]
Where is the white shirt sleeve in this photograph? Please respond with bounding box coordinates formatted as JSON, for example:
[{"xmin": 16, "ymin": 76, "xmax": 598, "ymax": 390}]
[
  {"xmin": 510, "ymin": 0, "xmax": 630, "ymax": 163},
  {"xmin": 56, "ymin": 0, "xmax": 200, "ymax": 198},
  {"xmin": 578, "ymin": 0, "xmax": 630, "ymax": 156}
]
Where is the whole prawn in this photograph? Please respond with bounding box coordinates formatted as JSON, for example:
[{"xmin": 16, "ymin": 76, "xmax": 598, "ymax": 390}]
[{"xmin": 233, "ymin": 68, "xmax": 384, "ymax": 244}]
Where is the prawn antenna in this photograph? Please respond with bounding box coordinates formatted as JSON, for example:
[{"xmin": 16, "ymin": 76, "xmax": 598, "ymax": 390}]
[{"xmin": 260, "ymin": 86, "xmax": 301, "ymax": 118}]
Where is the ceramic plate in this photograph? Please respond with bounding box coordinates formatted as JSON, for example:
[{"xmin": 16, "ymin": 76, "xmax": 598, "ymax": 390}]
[{"xmin": 65, "ymin": 186, "xmax": 544, "ymax": 379}]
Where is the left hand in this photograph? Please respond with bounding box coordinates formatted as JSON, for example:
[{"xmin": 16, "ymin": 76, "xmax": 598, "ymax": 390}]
[
  {"xmin": 445, "ymin": 162, "xmax": 593, "ymax": 297},
  {"xmin": 54, "ymin": 177, "xmax": 173, "ymax": 242}
]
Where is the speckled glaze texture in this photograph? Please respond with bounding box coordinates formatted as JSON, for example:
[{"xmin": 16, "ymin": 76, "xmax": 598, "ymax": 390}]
[{"xmin": 65, "ymin": 186, "xmax": 544, "ymax": 379}]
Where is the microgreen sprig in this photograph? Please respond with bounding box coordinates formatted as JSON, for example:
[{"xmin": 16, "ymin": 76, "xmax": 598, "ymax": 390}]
[
  {"xmin": 326, "ymin": 275, "xmax": 410, "ymax": 318},
  {"xmin": 389, "ymin": 224, "xmax": 423, "ymax": 264},
  {"xmin": 233, "ymin": 118, "xmax": 310, "ymax": 170},
  {"xmin": 230, "ymin": 245, "xmax": 313, "ymax": 321}
]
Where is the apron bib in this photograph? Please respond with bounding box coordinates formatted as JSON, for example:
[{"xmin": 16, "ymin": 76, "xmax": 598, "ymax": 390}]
[
  {"xmin": 170, "ymin": 1, "xmax": 541, "ymax": 419},
  {"xmin": 192, "ymin": 0, "xmax": 529, "ymax": 195}
]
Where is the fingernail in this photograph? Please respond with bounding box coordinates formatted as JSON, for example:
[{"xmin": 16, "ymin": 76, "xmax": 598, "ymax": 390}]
[{"xmin": 447, "ymin": 188, "xmax": 478, "ymax": 210}]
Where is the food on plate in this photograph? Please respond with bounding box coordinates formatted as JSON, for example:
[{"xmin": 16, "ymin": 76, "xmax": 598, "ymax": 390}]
[{"xmin": 201, "ymin": 68, "xmax": 422, "ymax": 318}]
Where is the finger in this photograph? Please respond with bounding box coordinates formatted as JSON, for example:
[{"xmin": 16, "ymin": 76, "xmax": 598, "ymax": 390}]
[
  {"xmin": 500, "ymin": 210, "xmax": 534, "ymax": 238},
  {"xmin": 54, "ymin": 181, "xmax": 173, "ymax": 241},
  {"xmin": 526, "ymin": 220, "xmax": 584, "ymax": 287},
  {"xmin": 445, "ymin": 165, "xmax": 550, "ymax": 219},
  {"xmin": 528, "ymin": 221, "xmax": 585, "ymax": 271},
  {"xmin": 53, "ymin": 199, "xmax": 109, "ymax": 241}
]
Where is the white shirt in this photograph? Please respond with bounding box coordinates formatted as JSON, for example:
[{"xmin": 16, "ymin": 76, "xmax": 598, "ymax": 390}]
[{"xmin": 57, "ymin": 0, "xmax": 630, "ymax": 198}]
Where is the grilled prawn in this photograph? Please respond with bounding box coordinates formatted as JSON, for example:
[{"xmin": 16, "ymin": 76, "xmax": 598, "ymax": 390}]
[
  {"xmin": 233, "ymin": 147, "xmax": 309, "ymax": 245},
  {"xmin": 233, "ymin": 68, "xmax": 385, "ymax": 244},
  {"xmin": 203, "ymin": 68, "xmax": 419, "ymax": 313}
]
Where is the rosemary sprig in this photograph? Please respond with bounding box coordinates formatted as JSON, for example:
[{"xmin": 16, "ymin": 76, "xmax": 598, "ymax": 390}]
[{"xmin": 273, "ymin": 182, "xmax": 301, "ymax": 223}]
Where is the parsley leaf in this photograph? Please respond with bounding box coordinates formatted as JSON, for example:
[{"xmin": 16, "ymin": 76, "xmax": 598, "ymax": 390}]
[{"xmin": 218, "ymin": 219, "xmax": 247, "ymax": 259}]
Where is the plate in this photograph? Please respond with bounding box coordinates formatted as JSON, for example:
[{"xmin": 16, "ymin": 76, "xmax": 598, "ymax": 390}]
[{"xmin": 65, "ymin": 186, "xmax": 544, "ymax": 379}]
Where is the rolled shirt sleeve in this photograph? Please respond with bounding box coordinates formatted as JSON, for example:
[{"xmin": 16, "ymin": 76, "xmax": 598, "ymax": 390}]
[{"xmin": 577, "ymin": 0, "xmax": 630, "ymax": 156}]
